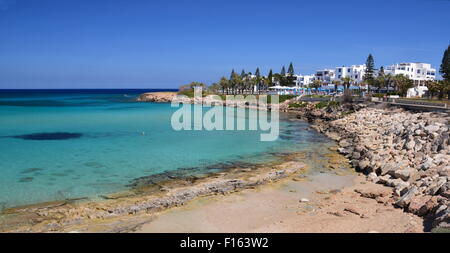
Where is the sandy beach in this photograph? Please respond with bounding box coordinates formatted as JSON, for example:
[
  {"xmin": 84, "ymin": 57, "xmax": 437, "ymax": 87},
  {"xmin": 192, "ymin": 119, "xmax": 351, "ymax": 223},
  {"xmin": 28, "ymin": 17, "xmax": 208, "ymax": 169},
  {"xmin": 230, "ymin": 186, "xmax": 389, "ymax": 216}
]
[{"xmin": 135, "ymin": 174, "xmax": 423, "ymax": 233}]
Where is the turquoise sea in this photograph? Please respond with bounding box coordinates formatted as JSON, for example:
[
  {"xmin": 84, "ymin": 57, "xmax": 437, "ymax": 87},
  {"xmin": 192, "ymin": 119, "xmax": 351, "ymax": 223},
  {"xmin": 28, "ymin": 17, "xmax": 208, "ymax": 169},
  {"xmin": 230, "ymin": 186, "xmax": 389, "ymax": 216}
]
[{"xmin": 0, "ymin": 89, "xmax": 330, "ymax": 208}]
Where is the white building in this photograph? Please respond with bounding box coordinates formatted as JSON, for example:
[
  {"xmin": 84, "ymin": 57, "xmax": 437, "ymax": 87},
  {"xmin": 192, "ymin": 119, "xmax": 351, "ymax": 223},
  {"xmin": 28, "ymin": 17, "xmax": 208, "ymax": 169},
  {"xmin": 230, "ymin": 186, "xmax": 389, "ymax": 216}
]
[
  {"xmin": 335, "ymin": 64, "xmax": 367, "ymax": 83},
  {"xmin": 315, "ymin": 69, "xmax": 335, "ymax": 83},
  {"xmin": 294, "ymin": 74, "xmax": 315, "ymax": 87},
  {"xmin": 384, "ymin": 62, "xmax": 436, "ymax": 85}
]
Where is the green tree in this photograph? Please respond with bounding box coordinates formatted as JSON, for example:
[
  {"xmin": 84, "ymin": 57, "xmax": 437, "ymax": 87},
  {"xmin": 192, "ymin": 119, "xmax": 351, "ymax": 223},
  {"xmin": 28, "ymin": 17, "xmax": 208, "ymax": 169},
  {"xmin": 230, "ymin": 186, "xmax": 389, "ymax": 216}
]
[
  {"xmin": 332, "ymin": 80, "xmax": 341, "ymax": 92},
  {"xmin": 240, "ymin": 69, "xmax": 246, "ymax": 78},
  {"xmin": 230, "ymin": 72, "xmax": 242, "ymax": 95},
  {"xmin": 372, "ymin": 66, "xmax": 386, "ymax": 93},
  {"xmin": 440, "ymin": 44, "xmax": 450, "ymax": 80},
  {"xmin": 310, "ymin": 79, "xmax": 323, "ymax": 90},
  {"xmin": 288, "ymin": 62, "xmax": 295, "ymax": 76},
  {"xmin": 208, "ymin": 82, "xmax": 220, "ymax": 93},
  {"xmin": 219, "ymin": 77, "xmax": 230, "ymax": 94},
  {"xmin": 364, "ymin": 54, "xmax": 375, "ymax": 83},
  {"xmin": 426, "ymin": 80, "xmax": 449, "ymax": 100},
  {"xmin": 286, "ymin": 62, "xmax": 296, "ymax": 87},
  {"xmin": 379, "ymin": 66, "xmax": 385, "ymax": 76},
  {"xmin": 255, "ymin": 68, "xmax": 260, "ymax": 78},
  {"xmin": 440, "ymin": 45, "xmax": 450, "ymax": 99},
  {"xmin": 273, "ymin": 73, "xmax": 282, "ymax": 86},
  {"xmin": 392, "ymin": 74, "xmax": 414, "ymax": 96},
  {"xmin": 341, "ymin": 77, "xmax": 353, "ymax": 90},
  {"xmin": 280, "ymin": 66, "xmax": 286, "ymax": 76},
  {"xmin": 230, "ymin": 69, "xmax": 235, "ymax": 79},
  {"xmin": 341, "ymin": 77, "xmax": 354, "ymax": 103},
  {"xmin": 254, "ymin": 68, "xmax": 261, "ymax": 93},
  {"xmin": 267, "ymin": 69, "xmax": 273, "ymax": 87}
]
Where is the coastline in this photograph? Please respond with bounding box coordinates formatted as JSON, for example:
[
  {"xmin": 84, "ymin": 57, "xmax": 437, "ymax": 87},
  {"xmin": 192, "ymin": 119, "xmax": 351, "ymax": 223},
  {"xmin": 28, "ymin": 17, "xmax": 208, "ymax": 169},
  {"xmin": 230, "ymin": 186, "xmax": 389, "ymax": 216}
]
[
  {"xmin": 2, "ymin": 140, "xmax": 423, "ymax": 233},
  {"xmin": 0, "ymin": 147, "xmax": 321, "ymax": 232},
  {"xmin": 1, "ymin": 91, "xmax": 447, "ymax": 233},
  {"xmin": 134, "ymin": 91, "xmax": 450, "ymax": 232}
]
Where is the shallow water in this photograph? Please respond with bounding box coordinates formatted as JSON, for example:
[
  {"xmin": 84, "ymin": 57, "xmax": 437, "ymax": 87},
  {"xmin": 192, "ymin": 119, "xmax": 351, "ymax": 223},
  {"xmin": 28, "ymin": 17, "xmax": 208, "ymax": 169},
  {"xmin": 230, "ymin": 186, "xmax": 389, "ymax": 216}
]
[{"xmin": 0, "ymin": 89, "xmax": 332, "ymax": 208}]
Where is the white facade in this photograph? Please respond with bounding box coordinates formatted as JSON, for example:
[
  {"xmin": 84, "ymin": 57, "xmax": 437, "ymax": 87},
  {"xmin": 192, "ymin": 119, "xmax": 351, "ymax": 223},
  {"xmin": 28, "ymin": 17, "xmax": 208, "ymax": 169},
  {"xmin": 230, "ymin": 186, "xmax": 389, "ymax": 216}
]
[
  {"xmin": 407, "ymin": 86, "xmax": 429, "ymax": 98},
  {"xmin": 294, "ymin": 74, "xmax": 315, "ymax": 87},
  {"xmin": 315, "ymin": 69, "xmax": 335, "ymax": 83},
  {"xmin": 334, "ymin": 65, "xmax": 367, "ymax": 83},
  {"xmin": 384, "ymin": 62, "xmax": 436, "ymax": 85}
]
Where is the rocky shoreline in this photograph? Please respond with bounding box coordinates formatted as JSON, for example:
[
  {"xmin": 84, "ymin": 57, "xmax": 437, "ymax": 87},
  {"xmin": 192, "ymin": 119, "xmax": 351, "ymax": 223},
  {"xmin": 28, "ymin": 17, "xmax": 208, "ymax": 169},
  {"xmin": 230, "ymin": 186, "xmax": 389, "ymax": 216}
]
[
  {"xmin": 137, "ymin": 92, "xmax": 178, "ymax": 103},
  {"xmin": 294, "ymin": 103, "xmax": 450, "ymax": 231},
  {"xmin": 136, "ymin": 91, "xmax": 450, "ymax": 230},
  {"xmin": 136, "ymin": 92, "xmax": 450, "ymax": 231},
  {"xmin": 0, "ymin": 154, "xmax": 310, "ymax": 232}
]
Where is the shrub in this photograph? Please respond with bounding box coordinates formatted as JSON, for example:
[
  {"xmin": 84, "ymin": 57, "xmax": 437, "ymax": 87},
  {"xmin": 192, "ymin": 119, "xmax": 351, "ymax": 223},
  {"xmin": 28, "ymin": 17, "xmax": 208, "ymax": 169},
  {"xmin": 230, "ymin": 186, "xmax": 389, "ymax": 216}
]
[
  {"xmin": 315, "ymin": 101, "xmax": 329, "ymax": 109},
  {"xmin": 327, "ymin": 101, "xmax": 340, "ymax": 108},
  {"xmin": 289, "ymin": 102, "xmax": 308, "ymax": 108},
  {"xmin": 267, "ymin": 95, "xmax": 296, "ymax": 104}
]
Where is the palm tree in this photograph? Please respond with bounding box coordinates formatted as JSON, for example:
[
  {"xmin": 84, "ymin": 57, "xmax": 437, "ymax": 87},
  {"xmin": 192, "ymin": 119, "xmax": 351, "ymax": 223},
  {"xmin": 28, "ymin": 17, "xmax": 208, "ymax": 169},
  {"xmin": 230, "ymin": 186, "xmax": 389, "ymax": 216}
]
[
  {"xmin": 383, "ymin": 73, "xmax": 393, "ymax": 93},
  {"xmin": 341, "ymin": 77, "xmax": 354, "ymax": 103},
  {"xmin": 230, "ymin": 72, "xmax": 242, "ymax": 95},
  {"xmin": 218, "ymin": 77, "xmax": 229, "ymax": 94},
  {"xmin": 332, "ymin": 80, "xmax": 341, "ymax": 92},
  {"xmin": 392, "ymin": 74, "xmax": 414, "ymax": 96},
  {"xmin": 341, "ymin": 77, "xmax": 353, "ymax": 90},
  {"xmin": 310, "ymin": 80, "xmax": 323, "ymax": 93},
  {"xmin": 425, "ymin": 80, "xmax": 448, "ymax": 100}
]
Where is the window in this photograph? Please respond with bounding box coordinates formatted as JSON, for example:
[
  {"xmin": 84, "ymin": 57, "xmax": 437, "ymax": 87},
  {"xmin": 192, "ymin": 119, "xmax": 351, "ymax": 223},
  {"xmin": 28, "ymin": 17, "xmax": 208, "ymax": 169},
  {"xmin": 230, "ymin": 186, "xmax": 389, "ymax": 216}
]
[
  {"xmin": 417, "ymin": 70, "xmax": 420, "ymax": 74},
  {"xmin": 347, "ymin": 69, "xmax": 350, "ymax": 73},
  {"xmin": 355, "ymin": 75, "xmax": 358, "ymax": 79}
]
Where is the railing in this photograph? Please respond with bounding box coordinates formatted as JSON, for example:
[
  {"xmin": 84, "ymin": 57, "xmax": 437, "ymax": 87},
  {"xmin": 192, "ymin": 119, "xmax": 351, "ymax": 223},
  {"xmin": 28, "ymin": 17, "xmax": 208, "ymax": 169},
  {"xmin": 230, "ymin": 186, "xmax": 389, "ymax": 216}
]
[
  {"xmin": 299, "ymin": 97, "xmax": 331, "ymax": 102},
  {"xmin": 389, "ymin": 99, "xmax": 448, "ymax": 108}
]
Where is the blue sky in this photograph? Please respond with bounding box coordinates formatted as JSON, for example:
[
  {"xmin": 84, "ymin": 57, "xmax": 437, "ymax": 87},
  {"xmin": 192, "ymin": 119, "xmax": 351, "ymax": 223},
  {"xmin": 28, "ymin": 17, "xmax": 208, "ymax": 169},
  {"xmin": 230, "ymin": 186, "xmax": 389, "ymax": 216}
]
[{"xmin": 0, "ymin": 0, "xmax": 449, "ymax": 89}]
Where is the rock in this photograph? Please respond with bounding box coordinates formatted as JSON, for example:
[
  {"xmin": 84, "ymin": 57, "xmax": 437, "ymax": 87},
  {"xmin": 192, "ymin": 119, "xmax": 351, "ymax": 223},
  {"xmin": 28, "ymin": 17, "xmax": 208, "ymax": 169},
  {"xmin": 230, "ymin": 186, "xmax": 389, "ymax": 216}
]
[
  {"xmin": 299, "ymin": 198, "xmax": 310, "ymax": 203},
  {"xmin": 380, "ymin": 162, "xmax": 406, "ymax": 176},
  {"xmin": 405, "ymin": 140, "xmax": 415, "ymax": 150},
  {"xmin": 339, "ymin": 139, "xmax": 351, "ymax": 148},
  {"xmin": 352, "ymin": 152, "xmax": 361, "ymax": 160},
  {"xmin": 433, "ymin": 205, "xmax": 450, "ymax": 229},
  {"xmin": 344, "ymin": 207, "xmax": 361, "ymax": 216},
  {"xmin": 395, "ymin": 186, "xmax": 418, "ymax": 208},
  {"xmin": 137, "ymin": 92, "xmax": 177, "ymax": 103},
  {"xmin": 327, "ymin": 211, "xmax": 344, "ymax": 217},
  {"xmin": 407, "ymin": 195, "xmax": 431, "ymax": 215},
  {"xmin": 424, "ymin": 125, "xmax": 440, "ymax": 133},
  {"xmin": 394, "ymin": 169, "xmax": 415, "ymax": 182},
  {"xmin": 426, "ymin": 177, "xmax": 447, "ymax": 195},
  {"xmin": 306, "ymin": 106, "xmax": 450, "ymax": 230},
  {"xmin": 367, "ymin": 172, "xmax": 379, "ymax": 183},
  {"xmin": 354, "ymin": 187, "xmax": 391, "ymax": 199},
  {"xmin": 394, "ymin": 181, "xmax": 410, "ymax": 196},
  {"xmin": 358, "ymin": 159, "xmax": 370, "ymax": 171},
  {"xmin": 441, "ymin": 190, "xmax": 450, "ymax": 198},
  {"xmin": 420, "ymin": 157, "xmax": 434, "ymax": 171}
]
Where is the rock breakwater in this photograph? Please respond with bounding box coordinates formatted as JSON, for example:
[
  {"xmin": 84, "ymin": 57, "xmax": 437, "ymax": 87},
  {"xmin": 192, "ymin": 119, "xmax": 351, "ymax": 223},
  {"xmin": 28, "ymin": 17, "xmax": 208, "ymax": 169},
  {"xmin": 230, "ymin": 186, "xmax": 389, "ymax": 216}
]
[{"xmin": 304, "ymin": 105, "xmax": 450, "ymax": 231}]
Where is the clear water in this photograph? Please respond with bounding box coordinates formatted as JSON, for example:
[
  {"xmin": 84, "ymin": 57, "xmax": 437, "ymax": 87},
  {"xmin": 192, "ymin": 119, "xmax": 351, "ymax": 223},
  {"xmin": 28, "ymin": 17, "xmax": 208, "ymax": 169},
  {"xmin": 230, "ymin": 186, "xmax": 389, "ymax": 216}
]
[{"xmin": 0, "ymin": 90, "xmax": 330, "ymax": 208}]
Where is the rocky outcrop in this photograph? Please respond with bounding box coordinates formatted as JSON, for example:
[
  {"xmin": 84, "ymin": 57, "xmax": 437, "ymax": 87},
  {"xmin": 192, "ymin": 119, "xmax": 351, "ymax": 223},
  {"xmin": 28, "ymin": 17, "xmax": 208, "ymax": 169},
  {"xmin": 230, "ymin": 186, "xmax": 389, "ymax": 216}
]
[
  {"xmin": 137, "ymin": 92, "xmax": 178, "ymax": 103},
  {"xmin": 4, "ymin": 161, "xmax": 306, "ymax": 232},
  {"xmin": 309, "ymin": 106, "xmax": 450, "ymax": 231}
]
